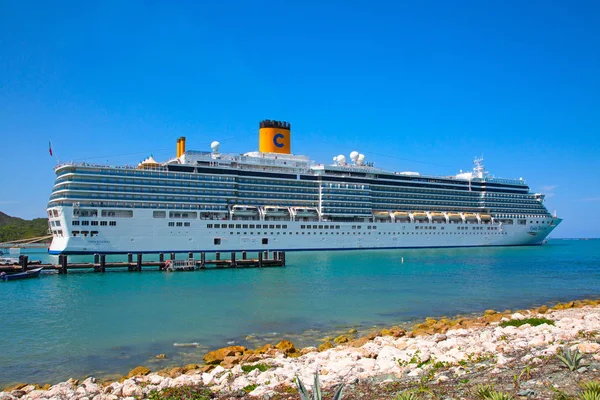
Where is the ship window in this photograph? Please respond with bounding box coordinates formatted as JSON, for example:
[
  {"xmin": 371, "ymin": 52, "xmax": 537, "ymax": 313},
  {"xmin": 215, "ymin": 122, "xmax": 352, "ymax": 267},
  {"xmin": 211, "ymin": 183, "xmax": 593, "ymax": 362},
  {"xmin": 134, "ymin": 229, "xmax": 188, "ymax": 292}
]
[
  {"xmin": 91, "ymin": 221, "xmax": 98, "ymax": 226},
  {"xmin": 91, "ymin": 231, "xmax": 98, "ymax": 236},
  {"xmin": 229, "ymin": 224, "xmax": 234, "ymax": 228},
  {"xmin": 250, "ymin": 224, "xmax": 255, "ymax": 228},
  {"xmin": 243, "ymin": 224, "xmax": 248, "ymax": 228},
  {"xmin": 81, "ymin": 221, "xmax": 90, "ymax": 226},
  {"xmin": 102, "ymin": 210, "xmax": 132, "ymax": 218},
  {"xmin": 262, "ymin": 238, "xmax": 268, "ymax": 245},
  {"xmin": 109, "ymin": 221, "xmax": 116, "ymax": 226},
  {"xmin": 72, "ymin": 221, "xmax": 80, "ymax": 226},
  {"xmin": 269, "ymin": 225, "xmax": 275, "ymax": 229},
  {"xmin": 168, "ymin": 222, "xmax": 175, "ymax": 227},
  {"xmin": 153, "ymin": 211, "xmax": 166, "ymax": 218},
  {"xmin": 276, "ymin": 225, "xmax": 281, "ymax": 229},
  {"xmin": 72, "ymin": 231, "xmax": 80, "ymax": 236},
  {"xmin": 214, "ymin": 238, "xmax": 221, "ymax": 245},
  {"xmin": 207, "ymin": 224, "xmax": 213, "ymax": 228},
  {"xmin": 283, "ymin": 225, "xmax": 287, "ymax": 228},
  {"xmin": 100, "ymin": 221, "xmax": 107, "ymax": 226},
  {"xmin": 214, "ymin": 224, "xmax": 220, "ymax": 228},
  {"xmin": 184, "ymin": 222, "xmax": 190, "ymax": 227},
  {"xmin": 301, "ymin": 225, "xmax": 305, "ymax": 229}
]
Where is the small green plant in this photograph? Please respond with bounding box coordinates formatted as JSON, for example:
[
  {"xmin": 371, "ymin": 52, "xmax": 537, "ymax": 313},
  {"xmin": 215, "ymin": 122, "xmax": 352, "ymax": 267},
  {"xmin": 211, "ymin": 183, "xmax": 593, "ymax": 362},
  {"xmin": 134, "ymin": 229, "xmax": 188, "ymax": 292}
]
[
  {"xmin": 474, "ymin": 384, "xmax": 514, "ymax": 400},
  {"xmin": 148, "ymin": 384, "xmax": 212, "ymax": 400},
  {"xmin": 579, "ymin": 380, "xmax": 600, "ymax": 400},
  {"xmin": 580, "ymin": 392, "xmax": 600, "ymax": 400},
  {"xmin": 241, "ymin": 363, "xmax": 271, "ymax": 373},
  {"xmin": 475, "ymin": 384, "xmax": 495, "ymax": 399},
  {"xmin": 556, "ymin": 347, "xmax": 584, "ymax": 371},
  {"xmin": 296, "ymin": 371, "xmax": 344, "ymax": 400},
  {"xmin": 580, "ymin": 380, "xmax": 600, "ymax": 394},
  {"xmin": 550, "ymin": 385, "xmax": 571, "ymax": 400},
  {"xmin": 499, "ymin": 317, "xmax": 554, "ymax": 328},
  {"xmin": 487, "ymin": 393, "xmax": 515, "ymax": 400},
  {"xmin": 243, "ymin": 384, "xmax": 258, "ymax": 393}
]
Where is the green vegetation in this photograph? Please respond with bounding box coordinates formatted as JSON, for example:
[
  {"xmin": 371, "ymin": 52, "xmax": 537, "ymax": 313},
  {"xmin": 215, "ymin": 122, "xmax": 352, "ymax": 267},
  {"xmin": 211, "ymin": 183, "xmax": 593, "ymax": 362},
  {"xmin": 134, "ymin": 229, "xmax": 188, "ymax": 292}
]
[
  {"xmin": 296, "ymin": 372, "xmax": 344, "ymax": 400},
  {"xmin": 241, "ymin": 363, "xmax": 271, "ymax": 373},
  {"xmin": 499, "ymin": 317, "xmax": 554, "ymax": 328},
  {"xmin": 148, "ymin": 384, "xmax": 213, "ymax": 400},
  {"xmin": 243, "ymin": 383, "xmax": 258, "ymax": 393},
  {"xmin": 474, "ymin": 384, "xmax": 514, "ymax": 400},
  {"xmin": 556, "ymin": 347, "xmax": 584, "ymax": 371},
  {"xmin": 580, "ymin": 380, "xmax": 600, "ymax": 400},
  {"xmin": 0, "ymin": 212, "xmax": 49, "ymax": 243}
]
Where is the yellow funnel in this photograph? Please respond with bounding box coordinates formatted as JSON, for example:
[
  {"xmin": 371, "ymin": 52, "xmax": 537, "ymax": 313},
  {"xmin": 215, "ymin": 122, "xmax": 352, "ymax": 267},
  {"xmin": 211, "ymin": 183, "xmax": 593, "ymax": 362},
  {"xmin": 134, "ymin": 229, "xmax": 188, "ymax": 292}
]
[{"xmin": 259, "ymin": 120, "xmax": 291, "ymax": 154}]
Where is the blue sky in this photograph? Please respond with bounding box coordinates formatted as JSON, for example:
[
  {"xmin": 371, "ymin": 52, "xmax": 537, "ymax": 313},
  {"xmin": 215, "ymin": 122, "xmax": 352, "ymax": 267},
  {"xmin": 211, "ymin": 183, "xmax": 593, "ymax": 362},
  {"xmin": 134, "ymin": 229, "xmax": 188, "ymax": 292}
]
[{"xmin": 1, "ymin": 0, "xmax": 598, "ymax": 237}]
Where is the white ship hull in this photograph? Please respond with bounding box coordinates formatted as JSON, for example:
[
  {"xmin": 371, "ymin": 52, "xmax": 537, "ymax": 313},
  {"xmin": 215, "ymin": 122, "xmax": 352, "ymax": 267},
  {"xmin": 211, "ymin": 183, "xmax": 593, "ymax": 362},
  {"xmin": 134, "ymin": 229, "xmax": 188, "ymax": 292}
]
[{"xmin": 48, "ymin": 207, "xmax": 561, "ymax": 255}]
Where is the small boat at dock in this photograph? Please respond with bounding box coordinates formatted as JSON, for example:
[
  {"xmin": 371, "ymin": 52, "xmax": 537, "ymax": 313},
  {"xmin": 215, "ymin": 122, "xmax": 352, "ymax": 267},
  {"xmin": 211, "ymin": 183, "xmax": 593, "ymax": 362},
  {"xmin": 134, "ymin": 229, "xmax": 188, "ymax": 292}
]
[{"xmin": 0, "ymin": 267, "xmax": 44, "ymax": 281}]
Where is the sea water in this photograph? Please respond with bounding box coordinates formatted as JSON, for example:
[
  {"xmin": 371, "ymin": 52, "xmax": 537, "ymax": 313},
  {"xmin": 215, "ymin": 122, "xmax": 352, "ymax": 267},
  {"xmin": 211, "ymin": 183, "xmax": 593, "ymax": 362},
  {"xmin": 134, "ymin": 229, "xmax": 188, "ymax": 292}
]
[{"xmin": 0, "ymin": 239, "xmax": 598, "ymax": 386}]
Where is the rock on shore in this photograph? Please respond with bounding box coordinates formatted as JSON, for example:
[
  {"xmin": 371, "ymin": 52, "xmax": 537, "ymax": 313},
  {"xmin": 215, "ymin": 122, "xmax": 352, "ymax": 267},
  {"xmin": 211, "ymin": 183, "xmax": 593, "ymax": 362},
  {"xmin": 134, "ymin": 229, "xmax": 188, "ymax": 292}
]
[{"xmin": 2, "ymin": 302, "xmax": 600, "ymax": 399}]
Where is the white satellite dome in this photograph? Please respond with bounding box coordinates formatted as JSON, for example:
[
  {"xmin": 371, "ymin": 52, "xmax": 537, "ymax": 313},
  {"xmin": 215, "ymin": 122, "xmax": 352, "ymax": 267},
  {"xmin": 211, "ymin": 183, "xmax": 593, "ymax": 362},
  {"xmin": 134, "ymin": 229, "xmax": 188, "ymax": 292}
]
[
  {"xmin": 211, "ymin": 141, "xmax": 220, "ymax": 153},
  {"xmin": 337, "ymin": 154, "xmax": 346, "ymax": 165},
  {"xmin": 350, "ymin": 151, "xmax": 359, "ymax": 162},
  {"xmin": 357, "ymin": 154, "xmax": 365, "ymax": 165}
]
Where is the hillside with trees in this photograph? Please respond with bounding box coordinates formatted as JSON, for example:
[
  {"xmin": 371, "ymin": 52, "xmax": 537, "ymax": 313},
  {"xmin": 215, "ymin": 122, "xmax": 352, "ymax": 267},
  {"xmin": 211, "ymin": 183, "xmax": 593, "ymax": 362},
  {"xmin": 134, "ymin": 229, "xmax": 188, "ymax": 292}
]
[{"xmin": 0, "ymin": 212, "xmax": 49, "ymax": 243}]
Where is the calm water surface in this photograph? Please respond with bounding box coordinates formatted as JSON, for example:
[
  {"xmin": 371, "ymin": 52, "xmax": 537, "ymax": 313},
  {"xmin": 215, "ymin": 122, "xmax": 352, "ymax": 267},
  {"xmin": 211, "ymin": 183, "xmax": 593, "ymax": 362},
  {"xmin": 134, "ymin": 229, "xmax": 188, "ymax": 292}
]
[{"xmin": 0, "ymin": 239, "xmax": 599, "ymax": 386}]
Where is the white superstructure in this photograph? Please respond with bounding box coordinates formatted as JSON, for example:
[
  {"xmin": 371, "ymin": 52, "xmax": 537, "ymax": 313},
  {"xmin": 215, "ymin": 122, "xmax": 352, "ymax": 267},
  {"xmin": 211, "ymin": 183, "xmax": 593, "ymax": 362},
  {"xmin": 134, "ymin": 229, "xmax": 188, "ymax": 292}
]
[{"xmin": 47, "ymin": 120, "xmax": 561, "ymax": 255}]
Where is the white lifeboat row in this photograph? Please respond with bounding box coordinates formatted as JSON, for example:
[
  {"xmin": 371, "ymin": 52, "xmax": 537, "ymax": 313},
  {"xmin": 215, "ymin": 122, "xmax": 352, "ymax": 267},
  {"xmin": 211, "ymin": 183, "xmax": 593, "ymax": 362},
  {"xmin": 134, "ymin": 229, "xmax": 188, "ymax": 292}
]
[
  {"xmin": 230, "ymin": 205, "xmax": 320, "ymax": 218},
  {"xmin": 373, "ymin": 211, "xmax": 493, "ymax": 223}
]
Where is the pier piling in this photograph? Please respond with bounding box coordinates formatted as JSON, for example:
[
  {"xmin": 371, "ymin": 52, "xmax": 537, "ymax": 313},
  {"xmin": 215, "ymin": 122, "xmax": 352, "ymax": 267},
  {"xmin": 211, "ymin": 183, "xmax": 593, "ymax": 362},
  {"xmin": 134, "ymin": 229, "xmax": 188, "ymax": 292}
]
[
  {"xmin": 231, "ymin": 252, "xmax": 236, "ymax": 267},
  {"xmin": 100, "ymin": 255, "xmax": 106, "ymax": 272},
  {"xmin": 258, "ymin": 251, "xmax": 263, "ymax": 267},
  {"xmin": 136, "ymin": 254, "xmax": 142, "ymax": 272}
]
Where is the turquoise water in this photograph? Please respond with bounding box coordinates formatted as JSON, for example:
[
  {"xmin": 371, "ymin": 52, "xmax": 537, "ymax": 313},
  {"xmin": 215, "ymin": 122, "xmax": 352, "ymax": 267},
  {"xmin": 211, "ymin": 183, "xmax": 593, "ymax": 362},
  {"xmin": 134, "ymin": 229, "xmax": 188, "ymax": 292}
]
[{"xmin": 1, "ymin": 239, "xmax": 599, "ymax": 386}]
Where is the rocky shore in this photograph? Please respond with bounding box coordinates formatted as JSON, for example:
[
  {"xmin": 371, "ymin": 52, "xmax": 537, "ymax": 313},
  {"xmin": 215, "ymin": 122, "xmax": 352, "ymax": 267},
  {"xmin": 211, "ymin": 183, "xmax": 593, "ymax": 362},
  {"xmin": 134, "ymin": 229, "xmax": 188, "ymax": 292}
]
[{"xmin": 2, "ymin": 299, "xmax": 600, "ymax": 399}]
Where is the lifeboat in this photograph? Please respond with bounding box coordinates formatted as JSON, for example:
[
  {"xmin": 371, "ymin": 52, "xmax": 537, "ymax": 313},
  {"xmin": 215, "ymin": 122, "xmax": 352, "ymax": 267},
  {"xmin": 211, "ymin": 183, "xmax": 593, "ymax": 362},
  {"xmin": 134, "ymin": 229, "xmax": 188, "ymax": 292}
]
[
  {"xmin": 263, "ymin": 206, "xmax": 290, "ymax": 217},
  {"xmin": 411, "ymin": 211, "xmax": 428, "ymax": 221},
  {"xmin": 430, "ymin": 212, "xmax": 445, "ymax": 221},
  {"xmin": 447, "ymin": 212, "xmax": 462, "ymax": 221},
  {"xmin": 479, "ymin": 214, "xmax": 492, "ymax": 222},
  {"xmin": 463, "ymin": 213, "xmax": 477, "ymax": 221},
  {"xmin": 392, "ymin": 211, "xmax": 410, "ymax": 221},
  {"xmin": 231, "ymin": 205, "xmax": 259, "ymax": 216},
  {"xmin": 292, "ymin": 207, "xmax": 319, "ymax": 217},
  {"xmin": 374, "ymin": 211, "xmax": 391, "ymax": 219}
]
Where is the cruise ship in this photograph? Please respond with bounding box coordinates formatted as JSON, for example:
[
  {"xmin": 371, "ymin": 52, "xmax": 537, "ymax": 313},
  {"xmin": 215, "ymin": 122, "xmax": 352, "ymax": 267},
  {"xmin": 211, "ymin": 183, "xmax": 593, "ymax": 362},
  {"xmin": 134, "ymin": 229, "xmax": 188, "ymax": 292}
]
[{"xmin": 47, "ymin": 120, "xmax": 561, "ymax": 255}]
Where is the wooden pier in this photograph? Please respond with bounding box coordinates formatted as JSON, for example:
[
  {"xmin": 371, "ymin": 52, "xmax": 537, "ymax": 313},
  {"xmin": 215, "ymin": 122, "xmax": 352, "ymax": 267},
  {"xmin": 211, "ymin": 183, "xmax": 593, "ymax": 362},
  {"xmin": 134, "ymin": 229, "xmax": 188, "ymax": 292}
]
[{"xmin": 0, "ymin": 252, "xmax": 286, "ymax": 274}]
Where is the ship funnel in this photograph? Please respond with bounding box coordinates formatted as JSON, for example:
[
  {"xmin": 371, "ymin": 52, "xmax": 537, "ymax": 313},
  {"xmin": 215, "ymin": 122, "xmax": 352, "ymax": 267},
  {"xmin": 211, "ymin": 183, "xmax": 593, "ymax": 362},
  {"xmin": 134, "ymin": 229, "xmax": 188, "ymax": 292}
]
[
  {"xmin": 176, "ymin": 137, "xmax": 186, "ymax": 158},
  {"xmin": 259, "ymin": 120, "xmax": 291, "ymax": 154}
]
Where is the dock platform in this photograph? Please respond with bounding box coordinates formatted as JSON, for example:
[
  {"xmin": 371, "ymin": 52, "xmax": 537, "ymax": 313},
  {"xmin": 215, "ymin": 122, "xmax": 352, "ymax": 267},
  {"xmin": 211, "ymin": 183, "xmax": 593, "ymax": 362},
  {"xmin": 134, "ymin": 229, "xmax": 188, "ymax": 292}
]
[{"xmin": 0, "ymin": 251, "xmax": 286, "ymax": 274}]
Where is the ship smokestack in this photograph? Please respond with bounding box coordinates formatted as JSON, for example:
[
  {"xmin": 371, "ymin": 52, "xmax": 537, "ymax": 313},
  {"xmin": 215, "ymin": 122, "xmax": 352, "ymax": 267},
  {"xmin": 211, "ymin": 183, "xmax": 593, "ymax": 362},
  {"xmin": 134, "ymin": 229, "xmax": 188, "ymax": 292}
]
[{"xmin": 259, "ymin": 120, "xmax": 291, "ymax": 154}]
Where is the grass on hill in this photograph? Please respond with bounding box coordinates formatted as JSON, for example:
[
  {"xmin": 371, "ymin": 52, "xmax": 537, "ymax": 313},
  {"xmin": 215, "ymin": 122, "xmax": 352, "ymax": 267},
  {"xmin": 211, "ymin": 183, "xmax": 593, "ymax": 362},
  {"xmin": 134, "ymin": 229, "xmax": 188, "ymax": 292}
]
[{"xmin": 0, "ymin": 211, "xmax": 49, "ymax": 243}]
